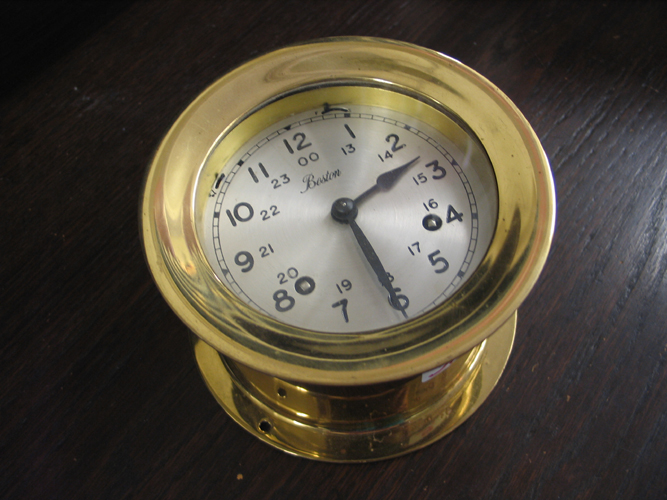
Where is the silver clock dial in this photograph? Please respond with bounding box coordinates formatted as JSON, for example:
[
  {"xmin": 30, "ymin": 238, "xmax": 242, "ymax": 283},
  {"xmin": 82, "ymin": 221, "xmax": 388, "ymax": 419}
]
[{"xmin": 201, "ymin": 103, "xmax": 497, "ymax": 333}]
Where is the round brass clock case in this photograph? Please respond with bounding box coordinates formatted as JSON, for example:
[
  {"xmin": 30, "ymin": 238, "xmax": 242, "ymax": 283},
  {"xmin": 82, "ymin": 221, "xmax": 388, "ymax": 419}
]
[{"xmin": 141, "ymin": 38, "xmax": 555, "ymax": 462}]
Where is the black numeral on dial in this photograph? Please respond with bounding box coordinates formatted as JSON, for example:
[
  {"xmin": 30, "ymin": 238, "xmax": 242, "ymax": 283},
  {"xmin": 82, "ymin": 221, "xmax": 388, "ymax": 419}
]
[
  {"xmin": 273, "ymin": 290, "xmax": 295, "ymax": 312},
  {"xmin": 272, "ymin": 275, "xmax": 316, "ymax": 312},
  {"xmin": 234, "ymin": 251, "xmax": 254, "ymax": 272},
  {"xmin": 226, "ymin": 202, "xmax": 254, "ymax": 226},
  {"xmin": 248, "ymin": 163, "xmax": 270, "ymax": 183},
  {"xmin": 428, "ymin": 250, "xmax": 449, "ymax": 273},
  {"xmin": 389, "ymin": 287, "xmax": 409, "ymax": 311},
  {"xmin": 379, "ymin": 133, "xmax": 406, "ymax": 162},
  {"xmin": 260, "ymin": 205, "xmax": 280, "ymax": 220},
  {"xmin": 426, "ymin": 160, "xmax": 446, "ymax": 180},
  {"xmin": 447, "ymin": 205, "xmax": 463, "ymax": 223},
  {"xmin": 386, "ymin": 133, "xmax": 405, "ymax": 152},
  {"xmin": 283, "ymin": 132, "xmax": 312, "ymax": 154},
  {"xmin": 332, "ymin": 299, "xmax": 349, "ymax": 323}
]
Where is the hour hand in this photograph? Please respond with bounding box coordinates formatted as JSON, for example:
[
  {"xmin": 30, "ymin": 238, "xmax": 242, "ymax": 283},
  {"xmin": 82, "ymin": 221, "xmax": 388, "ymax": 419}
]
[{"xmin": 354, "ymin": 156, "xmax": 420, "ymax": 206}]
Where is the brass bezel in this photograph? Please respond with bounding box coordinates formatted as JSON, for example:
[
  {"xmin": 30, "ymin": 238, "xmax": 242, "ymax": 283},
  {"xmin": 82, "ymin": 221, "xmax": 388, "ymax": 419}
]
[{"xmin": 141, "ymin": 37, "xmax": 555, "ymax": 386}]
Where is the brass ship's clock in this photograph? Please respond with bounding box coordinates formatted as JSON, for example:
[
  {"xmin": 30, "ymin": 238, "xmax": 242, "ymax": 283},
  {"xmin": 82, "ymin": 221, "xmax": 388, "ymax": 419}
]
[{"xmin": 141, "ymin": 37, "xmax": 555, "ymax": 461}]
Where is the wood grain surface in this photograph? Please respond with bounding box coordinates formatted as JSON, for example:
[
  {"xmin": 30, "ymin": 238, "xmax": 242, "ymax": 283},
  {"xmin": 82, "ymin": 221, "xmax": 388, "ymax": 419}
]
[{"xmin": 1, "ymin": 1, "xmax": 666, "ymax": 499}]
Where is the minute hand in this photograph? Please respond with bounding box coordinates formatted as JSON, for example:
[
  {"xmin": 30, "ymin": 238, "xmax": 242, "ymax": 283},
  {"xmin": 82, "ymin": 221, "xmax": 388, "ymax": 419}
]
[
  {"xmin": 354, "ymin": 156, "xmax": 420, "ymax": 206},
  {"xmin": 348, "ymin": 218, "xmax": 408, "ymax": 318}
]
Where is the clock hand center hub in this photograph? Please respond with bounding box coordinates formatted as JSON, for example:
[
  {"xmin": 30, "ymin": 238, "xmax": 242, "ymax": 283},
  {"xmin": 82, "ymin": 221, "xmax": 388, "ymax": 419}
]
[{"xmin": 331, "ymin": 197, "xmax": 358, "ymax": 224}]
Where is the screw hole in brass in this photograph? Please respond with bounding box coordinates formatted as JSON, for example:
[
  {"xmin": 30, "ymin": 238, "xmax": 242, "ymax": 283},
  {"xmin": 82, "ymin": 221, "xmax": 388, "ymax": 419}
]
[
  {"xmin": 277, "ymin": 388, "xmax": 287, "ymax": 398},
  {"xmin": 258, "ymin": 419, "xmax": 272, "ymax": 433}
]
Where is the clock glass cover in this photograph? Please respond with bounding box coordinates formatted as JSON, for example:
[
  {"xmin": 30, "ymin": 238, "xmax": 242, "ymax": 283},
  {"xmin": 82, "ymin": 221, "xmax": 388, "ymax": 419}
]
[{"xmin": 198, "ymin": 88, "xmax": 497, "ymax": 334}]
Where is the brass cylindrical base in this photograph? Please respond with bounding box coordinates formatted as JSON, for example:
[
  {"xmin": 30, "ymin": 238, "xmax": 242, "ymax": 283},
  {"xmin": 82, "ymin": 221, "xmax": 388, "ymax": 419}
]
[{"xmin": 194, "ymin": 313, "xmax": 515, "ymax": 462}]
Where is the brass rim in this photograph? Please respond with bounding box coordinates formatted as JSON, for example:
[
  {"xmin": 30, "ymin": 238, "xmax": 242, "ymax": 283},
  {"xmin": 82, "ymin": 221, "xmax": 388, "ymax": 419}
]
[{"xmin": 141, "ymin": 37, "xmax": 555, "ymax": 385}]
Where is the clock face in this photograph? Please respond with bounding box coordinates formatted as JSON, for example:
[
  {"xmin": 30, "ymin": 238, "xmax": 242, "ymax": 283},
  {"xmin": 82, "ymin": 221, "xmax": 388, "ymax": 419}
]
[{"xmin": 200, "ymin": 99, "xmax": 498, "ymax": 333}]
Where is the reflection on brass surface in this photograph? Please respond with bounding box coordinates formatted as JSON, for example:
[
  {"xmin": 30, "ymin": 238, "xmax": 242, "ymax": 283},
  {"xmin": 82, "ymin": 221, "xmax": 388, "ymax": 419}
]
[
  {"xmin": 227, "ymin": 342, "xmax": 483, "ymax": 428},
  {"xmin": 194, "ymin": 313, "xmax": 515, "ymax": 462}
]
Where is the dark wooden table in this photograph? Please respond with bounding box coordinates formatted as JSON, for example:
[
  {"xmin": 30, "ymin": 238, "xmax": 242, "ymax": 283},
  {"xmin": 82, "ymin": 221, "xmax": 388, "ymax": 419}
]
[{"xmin": 2, "ymin": 2, "xmax": 666, "ymax": 499}]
